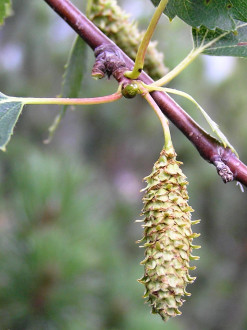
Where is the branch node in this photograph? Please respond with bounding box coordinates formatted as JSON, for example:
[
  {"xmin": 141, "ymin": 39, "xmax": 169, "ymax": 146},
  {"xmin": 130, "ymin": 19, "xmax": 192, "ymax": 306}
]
[
  {"xmin": 213, "ymin": 160, "xmax": 234, "ymax": 183},
  {"xmin": 92, "ymin": 44, "xmax": 129, "ymax": 83}
]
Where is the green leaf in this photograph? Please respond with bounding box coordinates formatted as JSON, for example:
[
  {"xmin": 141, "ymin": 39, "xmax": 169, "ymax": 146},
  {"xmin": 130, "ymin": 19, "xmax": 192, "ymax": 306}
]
[
  {"xmin": 46, "ymin": 36, "xmax": 87, "ymax": 143},
  {"xmin": 0, "ymin": 0, "xmax": 12, "ymax": 25},
  {"xmin": 151, "ymin": 0, "xmax": 247, "ymax": 31},
  {"xmin": 0, "ymin": 93, "xmax": 24, "ymax": 151},
  {"xmin": 61, "ymin": 36, "xmax": 87, "ymax": 104},
  {"xmin": 193, "ymin": 21, "xmax": 247, "ymax": 57}
]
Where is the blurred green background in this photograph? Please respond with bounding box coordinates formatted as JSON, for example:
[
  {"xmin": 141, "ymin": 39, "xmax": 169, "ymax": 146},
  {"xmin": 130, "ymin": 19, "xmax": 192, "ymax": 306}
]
[{"xmin": 0, "ymin": 1, "xmax": 247, "ymax": 329}]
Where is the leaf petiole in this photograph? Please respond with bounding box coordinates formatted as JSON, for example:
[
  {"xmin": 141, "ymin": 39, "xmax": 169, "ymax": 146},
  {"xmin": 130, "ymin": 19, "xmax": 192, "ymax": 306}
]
[
  {"xmin": 0, "ymin": 91, "xmax": 122, "ymax": 150},
  {"xmin": 151, "ymin": 47, "xmax": 203, "ymax": 87},
  {"xmin": 42, "ymin": 89, "xmax": 122, "ymax": 143},
  {"xmin": 124, "ymin": 0, "xmax": 169, "ymax": 80},
  {"xmin": 143, "ymin": 83, "xmax": 238, "ymax": 155},
  {"xmin": 151, "ymin": 28, "xmax": 230, "ymax": 88},
  {"xmin": 7, "ymin": 92, "xmax": 122, "ymax": 106}
]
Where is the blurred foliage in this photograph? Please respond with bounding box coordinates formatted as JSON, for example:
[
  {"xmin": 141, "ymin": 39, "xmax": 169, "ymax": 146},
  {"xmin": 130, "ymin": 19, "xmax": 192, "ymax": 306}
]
[
  {"xmin": 0, "ymin": 1, "xmax": 247, "ymax": 329},
  {"xmin": 0, "ymin": 0, "xmax": 12, "ymax": 25}
]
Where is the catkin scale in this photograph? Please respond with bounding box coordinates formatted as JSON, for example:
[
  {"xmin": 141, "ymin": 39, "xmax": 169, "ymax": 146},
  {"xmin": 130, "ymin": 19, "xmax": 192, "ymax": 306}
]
[{"xmin": 138, "ymin": 145, "xmax": 200, "ymax": 321}]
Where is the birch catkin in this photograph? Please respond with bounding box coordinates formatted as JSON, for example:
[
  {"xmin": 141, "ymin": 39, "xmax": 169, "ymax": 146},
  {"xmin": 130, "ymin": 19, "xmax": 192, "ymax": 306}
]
[{"xmin": 138, "ymin": 144, "xmax": 200, "ymax": 321}]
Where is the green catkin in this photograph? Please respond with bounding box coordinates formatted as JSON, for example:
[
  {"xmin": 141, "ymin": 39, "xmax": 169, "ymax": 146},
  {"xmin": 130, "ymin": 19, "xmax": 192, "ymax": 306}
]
[
  {"xmin": 138, "ymin": 144, "xmax": 200, "ymax": 321},
  {"xmin": 88, "ymin": 0, "xmax": 168, "ymax": 80}
]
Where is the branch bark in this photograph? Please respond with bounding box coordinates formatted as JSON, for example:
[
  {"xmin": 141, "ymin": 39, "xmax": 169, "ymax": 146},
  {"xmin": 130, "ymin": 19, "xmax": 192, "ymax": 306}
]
[{"xmin": 43, "ymin": 0, "xmax": 247, "ymax": 187}]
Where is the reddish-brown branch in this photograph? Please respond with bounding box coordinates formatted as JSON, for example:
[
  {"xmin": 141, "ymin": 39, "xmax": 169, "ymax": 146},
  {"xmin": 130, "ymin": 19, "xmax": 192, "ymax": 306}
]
[{"xmin": 43, "ymin": 0, "xmax": 247, "ymax": 187}]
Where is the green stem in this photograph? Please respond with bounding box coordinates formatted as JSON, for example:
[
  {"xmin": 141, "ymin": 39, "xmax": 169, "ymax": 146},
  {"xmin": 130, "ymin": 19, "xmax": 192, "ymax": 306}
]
[
  {"xmin": 141, "ymin": 88, "xmax": 172, "ymax": 150},
  {"xmin": 124, "ymin": 0, "xmax": 168, "ymax": 80},
  {"xmin": 12, "ymin": 92, "xmax": 122, "ymax": 106},
  {"xmin": 86, "ymin": 0, "xmax": 93, "ymax": 17},
  {"xmin": 144, "ymin": 83, "xmax": 238, "ymax": 155},
  {"xmin": 151, "ymin": 29, "xmax": 229, "ymax": 88},
  {"xmin": 151, "ymin": 47, "xmax": 203, "ymax": 87}
]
